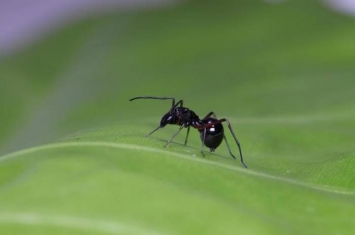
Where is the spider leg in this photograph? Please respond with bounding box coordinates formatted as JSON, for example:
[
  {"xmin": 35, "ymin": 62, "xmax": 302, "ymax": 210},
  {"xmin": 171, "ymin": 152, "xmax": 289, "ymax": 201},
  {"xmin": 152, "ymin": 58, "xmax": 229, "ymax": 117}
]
[
  {"xmin": 129, "ymin": 96, "xmax": 183, "ymax": 113},
  {"xmin": 201, "ymin": 115, "xmax": 247, "ymax": 168},
  {"xmin": 173, "ymin": 99, "xmax": 183, "ymax": 108},
  {"xmin": 146, "ymin": 125, "xmax": 161, "ymax": 137},
  {"xmin": 164, "ymin": 124, "xmax": 185, "ymax": 148},
  {"xmin": 223, "ymin": 135, "xmax": 236, "ymax": 160},
  {"xmin": 184, "ymin": 126, "xmax": 190, "ymax": 146},
  {"xmin": 170, "ymin": 99, "xmax": 184, "ymax": 115},
  {"xmin": 129, "ymin": 96, "xmax": 176, "ymax": 108},
  {"xmin": 200, "ymin": 128, "xmax": 207, "ymax": 157},
  {"xmin": 130, "ymin": 96, "xmax": 185, "ymax": 136},
  {"xmin": 219, "ymin": 118, "xmax": 247, "ymax": 168},
  {"xmin": 203, "ymin": 111, "xmax": 217, "ymax": 120}
]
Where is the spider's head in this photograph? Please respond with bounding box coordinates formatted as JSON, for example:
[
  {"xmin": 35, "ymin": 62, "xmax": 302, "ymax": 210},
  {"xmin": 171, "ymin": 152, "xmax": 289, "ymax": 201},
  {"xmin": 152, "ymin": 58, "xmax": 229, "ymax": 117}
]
[{"xmin": 160, "ymin": 112, "xmax": 177, "ymax": 127}]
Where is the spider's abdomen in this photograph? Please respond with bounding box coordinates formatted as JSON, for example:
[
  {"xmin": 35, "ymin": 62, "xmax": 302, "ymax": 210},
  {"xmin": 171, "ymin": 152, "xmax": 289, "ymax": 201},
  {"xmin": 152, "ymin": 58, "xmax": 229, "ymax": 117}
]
[{"xmin": 199, "ymin": 118, "xmax": 224, "ymax": 151}]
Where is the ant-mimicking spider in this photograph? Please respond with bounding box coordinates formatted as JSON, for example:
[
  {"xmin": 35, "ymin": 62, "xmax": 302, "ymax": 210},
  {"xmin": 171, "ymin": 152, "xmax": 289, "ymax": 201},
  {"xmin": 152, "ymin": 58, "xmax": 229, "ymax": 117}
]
[{"xmin": 129, "ymin": 96, "xmax": 247, "ymax": 168}]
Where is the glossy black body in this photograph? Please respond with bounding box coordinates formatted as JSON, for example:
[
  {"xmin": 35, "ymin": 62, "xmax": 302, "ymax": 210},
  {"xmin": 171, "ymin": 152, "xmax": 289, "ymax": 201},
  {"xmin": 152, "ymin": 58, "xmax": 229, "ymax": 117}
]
[
  {"xmin": 129, "ymin": 96, "xmax": 247, "ymax": 168},
  {"xmin": 199, "ymin": 118, "xmax": 224, "ymax": 151},
  {"xmin": 160, "ymin": 107, "xmax": 200, "ymax": 127}
]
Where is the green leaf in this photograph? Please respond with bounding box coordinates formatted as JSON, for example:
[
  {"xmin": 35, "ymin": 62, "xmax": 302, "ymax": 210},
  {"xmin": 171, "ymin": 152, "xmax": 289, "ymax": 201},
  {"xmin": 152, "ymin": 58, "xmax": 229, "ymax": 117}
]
[{"xmin": 1, "ymin": 0, "xmax": 355, "ymax": 234}]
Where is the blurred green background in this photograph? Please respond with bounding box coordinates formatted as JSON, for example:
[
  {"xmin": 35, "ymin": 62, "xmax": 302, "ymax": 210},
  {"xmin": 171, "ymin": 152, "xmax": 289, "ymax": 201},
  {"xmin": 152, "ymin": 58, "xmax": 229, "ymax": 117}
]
[{"xmin": 1, "ymin": 0, "xmax": 355, "ymax": 234}]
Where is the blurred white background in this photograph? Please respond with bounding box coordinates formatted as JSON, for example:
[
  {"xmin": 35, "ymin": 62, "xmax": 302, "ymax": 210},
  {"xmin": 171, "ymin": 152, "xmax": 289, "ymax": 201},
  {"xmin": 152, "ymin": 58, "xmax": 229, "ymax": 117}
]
[
  {"xmin": 0, "ymin": 0, "xmax": 354, "ymax": 56},
  {"xmin": 0, "ymin": 0, "xmax": 178, "ymax": 55}
]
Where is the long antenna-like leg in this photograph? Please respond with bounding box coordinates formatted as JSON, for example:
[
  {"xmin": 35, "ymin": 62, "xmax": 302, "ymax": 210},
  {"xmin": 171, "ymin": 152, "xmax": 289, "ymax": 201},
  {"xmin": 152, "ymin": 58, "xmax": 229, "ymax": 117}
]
[
  {"xmin": 129, "ymin": 96, "xmax": 184, "ymax": 115},
  {"xmin": 164, "ymin": 125, "xmax": 185, "ymax": 148},
  {"xmin": 130, "ymin": 96, "xmax": 182, "ymax": 136},
  {"xmin": 170, "ymin": 99, "xmax": 184, "ymax": 116},
  {"xmin": 130, "ymin": 96, "xmax": 177, "ymax": 110}
]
